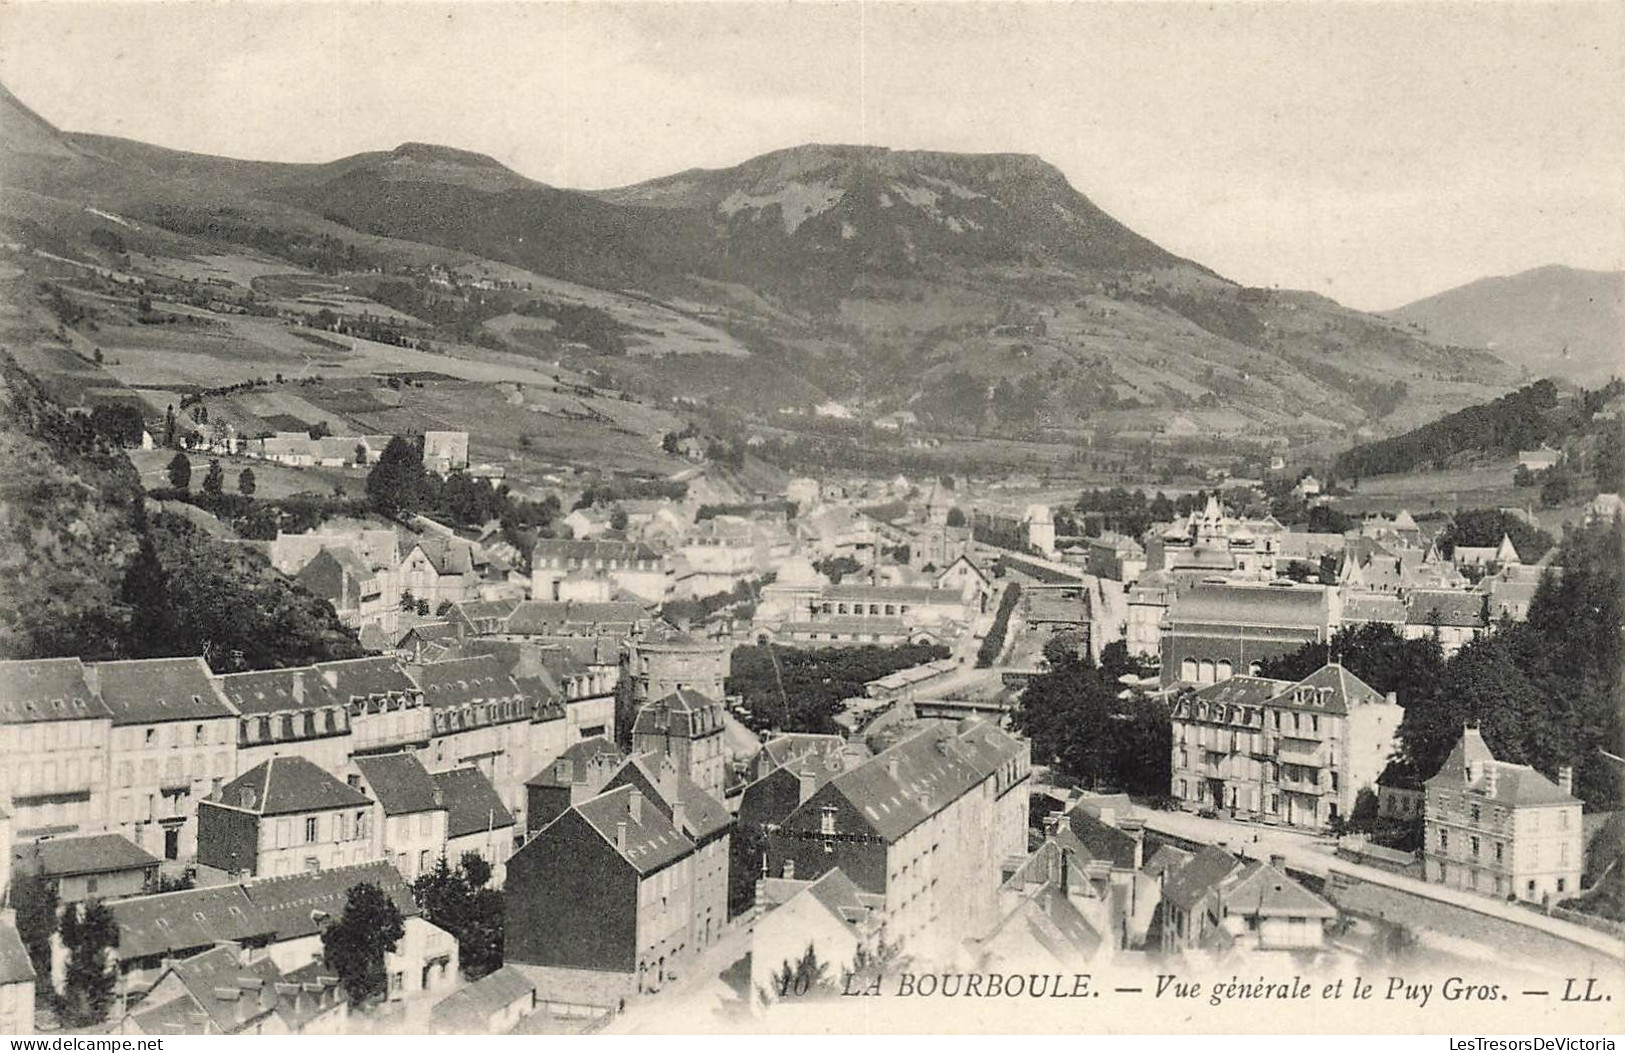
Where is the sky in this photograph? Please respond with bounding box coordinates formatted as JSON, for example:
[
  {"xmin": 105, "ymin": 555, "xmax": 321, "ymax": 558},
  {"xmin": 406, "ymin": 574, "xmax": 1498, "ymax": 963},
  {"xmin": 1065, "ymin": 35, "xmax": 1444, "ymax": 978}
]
[{"xmin": 1, "ymin": 1, "xmax": 1621, "ymax": 310}]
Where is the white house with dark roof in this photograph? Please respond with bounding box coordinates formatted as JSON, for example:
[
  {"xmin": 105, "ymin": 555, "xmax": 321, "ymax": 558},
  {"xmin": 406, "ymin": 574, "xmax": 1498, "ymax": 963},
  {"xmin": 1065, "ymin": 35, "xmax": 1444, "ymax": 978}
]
[
  {"xmin": 529, "ymin": 539, "xmax": 672, "ymax": 604},
  {"xmin": 94, "ymin": 657, "xmax": 238, "ymax": 862},
  {"xmin": 218, "ymin": 667, "xmax": 353, "ymax": 775},
  {"xmin": 432, "ymin": 766, "xmax": 516, "ymax": 886},
  {"xmin": 764, "ymin": 720, "xmax": 1030, "ymax": 963},
  {"xmin": 1170, "ymin": 664, "xmax": 1400, "ymax": 829},
  {"xmin": 12, "ymin": 832, "xmax": 158, "ymax": 906},
  {"xmin": 415, "ymin": 654, "xmax": 538, "ymax": 832},
  {"xmin": 351, "ymin": 753, "xmax": 448, "ymax": 882},
  {"xmin": 1423, "ymin": 726, "xmax": 1583, "ymax": 903},
  {"xmin": 0, "ymin": 658, "xmax": 114, "ymax": 839},
  {"xmin": 1403, "ymin": 589, "xmax": 1490, "ymax": 656},
  {"xmin": 314, "ymin": 657, "xmax": 430, "ymax": 757},
  {"xmin": 197, "ymin": 756, "xmax": 378, "ymax": 879}
]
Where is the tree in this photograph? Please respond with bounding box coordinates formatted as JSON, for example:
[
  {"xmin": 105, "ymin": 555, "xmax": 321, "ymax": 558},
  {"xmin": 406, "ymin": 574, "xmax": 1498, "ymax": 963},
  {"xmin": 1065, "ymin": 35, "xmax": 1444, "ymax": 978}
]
[
  {"xmin": 945, "ymin": 506, "xmax": 967, "ymax": 528},
  {"xmin": 842, "ymin": 926, "xmax": 909, "ymax": 993},
  {"xmin": 412, "ymin": 854, "xmax": 504, "ymax": 981},
  {"xmin": 354, "ymin": 444, "xmax": 368, "ymax": 466},
  {"xmin": 166, "ymin": 452, "xmax": 192, "ymax": 491},
  {"xmin": 1540, "ymin": 467, "xmax": 1575, "ymax": 508},
  {"xmin": 59, "ymin": 901, "xmax": 119, "ymax": 1027},
  {"xmin": 400, "ymin": 590, "xmax": 417, "ymax": 612},
  {"xmin": 202, "ymin": 458, "xmax": 225, "ymax": 496},
  {"xmin": 163, "ymin": 404, "xmax": 177, "ymax": 447},
  {"xmin": 610, "ymin": 508, "xmax": 629, "ymax": 531},
  {"xmin": 238, "ymin": 467, "xmax": 256, "ymax": 495},
  {"xmin": 321, "ymin": 882, "xmax": 406, "ymax": 1007},
  {"xmin": 12, "ymin": 868, "xmax": 58, "ymax": 987},
  {"xmin": 366, "ymin": 436, "xmax": 425, "ymax": 516},
  {"xmin": 760, "ymin": 943, "xmax": 837, "ymax": 1005}
]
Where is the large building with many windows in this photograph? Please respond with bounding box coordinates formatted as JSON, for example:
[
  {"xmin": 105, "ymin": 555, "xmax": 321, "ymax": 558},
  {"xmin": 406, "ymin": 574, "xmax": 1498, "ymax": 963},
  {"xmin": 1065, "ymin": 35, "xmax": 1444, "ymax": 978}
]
[
  {"xmin": 1422, "ymin": 726, "xmax": 1582, "ymax": 904},
  {"xmin": 1169, "ymin": 663, "xmax": 1400, "ymax": 830},
  {"xmin": 197, "ymin": 756, "xmax": 378, "ymax": 878},
  {"xmin": 0, "ymin": 659, "xmax": 113, "ymax": 840}
]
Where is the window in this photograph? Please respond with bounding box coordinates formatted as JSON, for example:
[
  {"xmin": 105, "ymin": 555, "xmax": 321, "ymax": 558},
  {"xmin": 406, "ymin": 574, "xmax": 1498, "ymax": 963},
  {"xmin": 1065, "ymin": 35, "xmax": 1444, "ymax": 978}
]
[
  {"xmin": 1439, "ymin": 829, "xmax": 1448, "ymax": 851},
  {"xmin": 1495, "ymin": 842, "xmax": 1504, "ymax": 864},
  {"xmin": 305, "ymin": 816, "xmax": 319, "ymax": 843},
  {"xmin": 1470, "ymin": 836, "xmax": 1479, "ymax": 858},
  {"xmin": 86, "ymin": 876, "xmax": 99, "ymax": 895},
  {"xmin": 1470, "ymin": 804, "xmax": 1480, "ymax": 823},
  {"xmin": 1558, "ymin": 878, "xmax": 1567, "ymax": 893}
]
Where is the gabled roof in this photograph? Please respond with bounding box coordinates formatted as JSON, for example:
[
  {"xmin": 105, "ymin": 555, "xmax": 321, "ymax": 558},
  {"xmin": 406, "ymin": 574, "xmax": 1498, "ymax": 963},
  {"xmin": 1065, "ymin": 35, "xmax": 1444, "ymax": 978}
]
[
  {"xmin": 1057, "ymin": 807, "xmax": 1138, "ymax": 869},
  {"xmin": 217, "ymin": 667, "xmax": 344, "ymax": 716},
  {"xmin": 20, "ymin": 833, "xmax": 158, "ymax": 878},
  {"xmin": 1406, "ymin": 590, "xmax": 1487, "ymax": 629},
  {"xmin": 1425, "ymin": 727, "xmax": 1579, "ymax": 807},
  {"xmin": 215, "ymin": 756, "xmax": 372, "ymax": 816},
  {"xmin": 1161, "ymin": 845, "xmax": 1244, "ymax": 912},
  {"xmin": 608, "ymin": 753, "xmax": 732, "ymax": 842},
  {"xmin": 574, "ymin": 784, "xmax": 694, "ymax": 875},
  {"xmin": 805, "ymin": 721, "xmax": 1025, "ymax": 843},
  {"xmin": 430, "ymin": 965, "xmax": 536, "ymax": 1031},
  {"xmin": 503, "ymin": 600, "xmax": 649, "ymax": 636},
  {"xmin": 1166, "ymin": 582, "xmax": 1331, "ymax": 629},
  {"xmin": 151, "ymin": 945, "xmax": 284, "ymax": 1034},
  {"xmin": 108, "ymin": 884, "xmax": 277, "ymax": 961},
  {"xmin": 353, "ymin": 753, "xmax": 441, "ymax": 816},
  {"xmin": 413, "ymin": 655, "xmax": 522, "ymax": 710},
  {"xmin": 315, "ymin": 657, "xmax": 419, "ymax": 699},
  {"xmin": 530, "ymin": 539, "xmax": 662, "ymax": 563},
  {"xmin": 1187, "ymin": 675, "xmax": 1290, "ymax": 710},
  {"xmin": 0, "ymin": 919, "xmax": 37, "ymax": 986},
  {"xmin": 1224, "ymin": 861, "xmax": 1337, "ymax": 919},
  {"xmin": 242, "ymin": 860, "xmax": 418, "ymax": 942},
  {"xmin": 802, "ymin": 867, "xmax": 880, "ymax": 925},
  {"xmin": 0, "ymin": 657, "xmax": 113, "ymax": 724},
  {"xmin": 760, "ymin": 733, "xmax": 849, "ymax": 772},
  {"xmin": 1265, "ymin": 663, "xmax": 1387, "ymax": 717},
  {"xmin": 977, "ymin": 883, "xmax": 1102, "ymax": 965},
  {"xmin": 432, "ymin": 766, "xmax": 515, "ymax": 838},
  {"xmin": 93, "ymin": 657, "xmax": 235, "ymax": 726},
  {"xmin": 525, "ymin": 735, "xmax": 623, "ymax": 788},
  {"xmin": 1143, "ymin": 844, "xmax": 1193, "ymax": 880}
]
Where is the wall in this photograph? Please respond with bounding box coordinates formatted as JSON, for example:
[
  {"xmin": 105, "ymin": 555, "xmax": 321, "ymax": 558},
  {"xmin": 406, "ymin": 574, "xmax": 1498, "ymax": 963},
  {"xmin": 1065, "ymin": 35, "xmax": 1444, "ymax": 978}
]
[{"xmin": 505, "ymin": 810, "xmax": 638, "ymax": 974}]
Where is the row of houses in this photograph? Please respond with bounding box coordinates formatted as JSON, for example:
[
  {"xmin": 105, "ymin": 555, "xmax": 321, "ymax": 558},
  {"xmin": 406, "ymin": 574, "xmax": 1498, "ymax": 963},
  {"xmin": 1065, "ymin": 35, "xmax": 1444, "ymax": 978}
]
[{"xmin": 0, "ymin": 651, "xmax": 614, "ymax": 870}]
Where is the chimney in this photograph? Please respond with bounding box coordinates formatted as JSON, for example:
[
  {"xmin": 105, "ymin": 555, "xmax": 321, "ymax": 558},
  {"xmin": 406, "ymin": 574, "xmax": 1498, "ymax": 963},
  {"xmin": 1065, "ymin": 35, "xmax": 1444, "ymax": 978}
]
[
  {"xmin": 797, "ymin": 765, "xmax": 818, "ymax": 804},
  {"xmin": 1558, "ymin": 766, "xmax": 1574, "ymax": 796},
  {"xmin": 556, "ymin": 757, "xmax": 574, "ymax": 784},
  {"xmin": 1484, "ymin": 765, "xmax": 1499, "ymax": 799},
  {"xmin": 1269, "ymin": 853, "xmax": 1287, "ymax": 870},
  {"xmin": 782, "ymin": 859, "xmax": 795, "ymax": 880},
  {"xmin": 615, "ymin": 821, "xmax": 628, "ymax": 852},
  {"xmin": 292, "ymin": 671, "xmax": 305, "ymax": 706},
  {"xmin": 628, "ymin": 789, "xmax": 644, "ymax": 824},
  {"xmin": 1386, "ymin": 691, "xmax": 1398, "ymax": 706},
  {"xmin": 671, "ymin": 797, "xmax": 688, "ymax": 834}
]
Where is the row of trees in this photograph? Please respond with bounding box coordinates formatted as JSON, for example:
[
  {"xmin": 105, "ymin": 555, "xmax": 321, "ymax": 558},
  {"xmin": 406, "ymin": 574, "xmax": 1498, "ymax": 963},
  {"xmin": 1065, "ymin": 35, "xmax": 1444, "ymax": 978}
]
[{"xmin": 728, "ymin": 642, "xmax": 951, "ymax": 734}]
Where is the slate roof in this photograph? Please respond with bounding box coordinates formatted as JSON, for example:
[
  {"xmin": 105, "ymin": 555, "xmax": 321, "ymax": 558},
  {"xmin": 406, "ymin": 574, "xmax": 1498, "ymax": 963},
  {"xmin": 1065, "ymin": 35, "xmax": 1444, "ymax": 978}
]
[
  {"xmin": 1341, "ymin": 593, "xmax": 1409, "ymax": 624},
  {"xmin": 1143, "ymin": 844, "xmax": 1193, "ymax": 880},
  {"xmin": 526, "ymin": 736, "xmax": 623, "ymax": 788},
  {"xmin": 354, "ymin": 753, "xmax": 441, "ymax": 815},
  {"xmin": 1058, "ymin": 807, "xmax": 1139, "ymax": 869},
  {"xmin": 503, "ymin": 600, "xmax": 649, "ymax": 636},
  {"xmin": 1160, "ymin": 845, "xmax": 1244, "ymax": 912},
  {"xmin": 802, "ymin": 867, "xmax": 881, "ymax": 924},
  {"xmin": 1425, "ymin": 727, "xmax": 1579, "ymax": 808},
  {"xmin": 609, "ymin": 753, "xmax": 732, "ymax": 842},
  {"xmin": 413, "ymin": 655, "xmax": 523, "ymax": 711},
  {"xmin": 760, "ymin": 733, "xmax": 849, "ymax": 772},
  {"xmin": 93, "ymin": 657, "xmax": 235, "ymax": 726},
  {"xmin": 978, "ymin": 884, "xmax": 1102, "ymax": 965},
  {"xmin": 1224, "ymin": 861, "xmax": 1337, "ymax": 919},
  {"xmin": 0, "ymin": 919, "xmax": 36, "ymax": 986},
  {"xmin": 108, "ymin": 885, "xmax": 277, "ymax": 961},
  {"xmin": 810, "ymin": 721, "xmax": 1025, "ymax": 843},
  {"xmin": 0, "ymin": 657, "xmax": 113, "ymax": 724},
  {"xmin": 21, "ymin": 833, "xmax": 158, "ymax": 878},
  {"xmin": 432, "ymin": 766, "xmax": 515, "ymax": 838},
  {"xmin": 574, "ymin": 784, "xmax": 694, "ymax": 875},
  {"xmin": 1406, "ymin": 590, "xmax": 1488, "ymax": 629},
  {"xmin": 217, "ymin": 667, "xmax": 344, "ymax": 716},
  {"xmin": 154, "ymin": 945, "xmax": 284, "ymax": 1034},
  {"xmin": 632, "ymin": 689, "xmax": 726, "ymax": 739},
  {"xmin": 1188, "ymin": 676, "xmax": 1289, "ymax": 709},
  {"xmin": 530, "ymin": 539, "xmax": 662, "ymax": 564},
  {"xmin": 242, "ymin": 860, "xmax": 418, "ymax": 942},
  {"xmin": 216, "ymin": 756, "xmax": 372, "ymax": 816},
  {"xmin": 315, "ymin": 657, "xmax": 419, "ymax": 699},
  {"xmin": 1166, "ymin": 583, "xmax": 1332, "ymax": 629},
  {"xmin": 822, "ymin": 583, "xmax": 960, "ymax": 604},
  {"xmin": 429, "ymin": 965, "xmax": 535, "ymax": 1031},
  {"xmin": 1265, "ymin": 663, "xmax": 1388, "ymax": 717}
]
